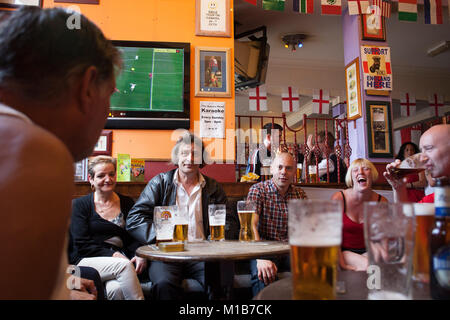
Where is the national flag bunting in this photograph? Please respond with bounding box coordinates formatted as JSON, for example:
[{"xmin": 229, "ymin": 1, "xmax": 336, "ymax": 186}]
[
  {"xmin": 243, "ymin": 0, "xmax": 257, "ymax": 5},
  {"xmin": 398, "ymin": 0, "xmax": 418, "ymax": 22},
  {"xmin": 293, "ymin": 0, "xmax": 314, "ymax": 14},
  {"xmin": 312, "ymin": 89, "xmax": 330, "ymax": 114},
  {"xmin": 424, "ymin": 0, "xmax": 443, "ymax": 24},
  {"xmin": 428, "ymin": 93, "xmax": 444, "ymax": 117},
  {"xmin": 282, "ymin": 86, "xmax": 300, "ymax": 112},
  {"xmin": 249, "ymin": 85, "xmax": 268, "ymax": 111},
  {"xmin": 348, "ymin": 0, "xmax": 369, "ymax": 15},
  {"xmin": 400, "ymin": 93, "xmax": 416, "ymax": 117},
  {"xmin": 321, "ymin": 0, "xmax": 342, "ymax": 15},
  {"xmin": 262, "ymin": 0, "xmax": 285, "ymax": 11},
  {"xmin": 371, "ymin": 0, "xmax": 391, "ymax": 18}
]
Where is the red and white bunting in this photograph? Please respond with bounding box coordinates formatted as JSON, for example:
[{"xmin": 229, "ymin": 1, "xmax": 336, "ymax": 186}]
[
  {"xmin": 281, "ymin": 86, "xmax": 300, "ymax": 112},
  {"xmin": 312, "ymin": 89, "xmax": 330, "ymax": 114},
  {"xmin": 249, "ymin": 85, "xmax": 268, "ymax": 111},
  {"xmin": 400, "ymin": 93, "xmax": 416, "ymax": 117},
  {"xmin": 371, "ymin": 0, "xmax": 391, "ymax": 17},
  {"xmin": 348, "ymin": 0, "xmax": 370, "ymax": 15},
  {"xmin": 428, "ymin": 93, "xmax": 444, "ymax": 117}
]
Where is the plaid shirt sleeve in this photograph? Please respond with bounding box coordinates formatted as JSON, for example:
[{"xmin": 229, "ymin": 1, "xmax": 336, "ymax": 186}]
[{"xmin": 246, "ymin": 183, "xmax": 265, "ymax": 217}]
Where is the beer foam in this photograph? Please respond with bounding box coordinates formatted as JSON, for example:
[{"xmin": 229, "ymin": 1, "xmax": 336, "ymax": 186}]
[
  {"xmin": 289, "ymin": 237, "xmax": 341, "ymax": 247},
  {"xmin": 413, "ymin": 203, "xmax": 435, "ymax": 216}
]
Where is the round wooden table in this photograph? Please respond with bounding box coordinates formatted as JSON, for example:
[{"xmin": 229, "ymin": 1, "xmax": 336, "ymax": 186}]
[{"xmin": 136, "ymin": 240, "xmax": 290, "ymax": 300}]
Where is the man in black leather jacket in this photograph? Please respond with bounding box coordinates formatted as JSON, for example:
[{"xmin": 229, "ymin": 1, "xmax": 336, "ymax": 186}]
[{"xmin": 126, "ymin": 133, "xmax": 228, "ymax": 300}]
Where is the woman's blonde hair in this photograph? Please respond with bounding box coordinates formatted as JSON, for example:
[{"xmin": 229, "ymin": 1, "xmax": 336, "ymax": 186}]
[
  {"xmin": 88, "ymin": 156, "xmax": 116, "ymax": 178},
  {"xmin": 345, "ymin": 158, "xmax": 378, "ymax": 187}
]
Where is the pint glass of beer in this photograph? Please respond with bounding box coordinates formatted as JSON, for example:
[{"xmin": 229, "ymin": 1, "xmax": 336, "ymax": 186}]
[
  {"xmin": 237, "ymin": 200, "xmax": 257, "ymax": 242},
  {"xmin": 288, "ymin": 200, "xmax": 342, "ymax": 300},
  {"xmin": 208, "ymin": 204, "xmax": 226, "ymax": 241},
  {"xmin": 413, "ymin": 203, "xmax": 435, "ymax": 283},
  {"xmin": 308, "ymin": 165, "xmax": 317, "ymax": 183},
  {"xmin": 173, "ymin": 205, "xmax": 189, "ymax": 243},
  {"xmin": 154, "ymin": 206, "xmax": 176, "ymax": 245}
]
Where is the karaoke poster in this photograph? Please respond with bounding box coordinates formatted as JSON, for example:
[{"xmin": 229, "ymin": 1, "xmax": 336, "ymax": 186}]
[{"xmin": 360, "ymin": 45, "xmax": 393, "ymax": 91}]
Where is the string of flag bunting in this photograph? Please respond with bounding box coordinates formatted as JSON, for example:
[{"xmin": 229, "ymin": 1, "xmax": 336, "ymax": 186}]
[
  {"xmin": 248, "ymin": 86, "xmax": 448, "ymax": 118},
  {"xmin": 243, "ymin": 0, "xmax": 449, "ymax": 24}
]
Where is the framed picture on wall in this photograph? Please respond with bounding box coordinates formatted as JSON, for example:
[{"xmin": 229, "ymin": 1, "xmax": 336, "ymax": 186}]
[
  {"xmin": 0, "ymin": 0, "xmax": 41, "ymax": 8},
  {"xmin": 361, "ymin": 12, "xmax": 386, "ymax": 41},
  {"xmin": 195, "ymin": 0, "xmax": 231, "ymax": 37},
  {"xmin": 366, "ymin": 101, "xmax": 393, "ymax": 158},
  {"xmin": 92, "ymin": 130, "xmax": 112, "ymax": 156},
  {"xmin": 195, "ymin": 47, "xmax": 231, "ymax": 97},
  {"xmin": 345, "ymin": 57, "xmax": 362, "ymax": 121}
]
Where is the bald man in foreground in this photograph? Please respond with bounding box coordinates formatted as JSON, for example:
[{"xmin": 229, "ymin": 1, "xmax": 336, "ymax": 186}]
[
  {"xmin": 384, "ymin": 124, "xmax": 450, "ymax": 203},
  {"xmin": 246, "ymin": 152, "xmax": 307, "ymax": 296}
]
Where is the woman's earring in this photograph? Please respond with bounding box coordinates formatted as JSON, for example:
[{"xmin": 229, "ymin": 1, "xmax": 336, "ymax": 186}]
[{"xmin": 90, "ymin": 184, "xmax": 95, "ymax": 191}]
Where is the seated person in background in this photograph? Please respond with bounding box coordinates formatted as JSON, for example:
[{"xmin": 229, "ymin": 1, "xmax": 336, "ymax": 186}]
[
  {"xmin": 395, "ymin": 142, "xmax": 426, "ymax": 202},
  {"xmin": 69, "ymin": 156, "xmax": 145, "ymax": 300},
  {"xmin": 305, "ymin": 131, "xmax": 347, "ymax": 183},
  {"xmin": 246, "ymin": 122, "xmax": 283, "ymax": 181},
  {"xmin": 126, "ymin": 133, "xmax": 227, "ymax": 300},
  {"xmin": 331, "ymin": 158, "xmax": 388, "ymax": 271},
  {"xmin": 246, "ymin": 152, "xmax": 307, "ymax": 296},
  {"xmin": 384, "ymin": 124, "xmax": 450, "ymax": 203}
]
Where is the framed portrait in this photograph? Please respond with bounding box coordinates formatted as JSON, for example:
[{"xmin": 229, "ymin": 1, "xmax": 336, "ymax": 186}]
[
  {"xmin": 0, "ymin": 0, "xmax": 41, "ymax": 8},
  {"xmin": 366, "ymin": 101, "xmax": 393, "ymax": 158},
  {"xmin": 361, "ymin": 13, "xmax": 386, "ymax": 42},
  {"xmin": 92, "ymin": 130, "xmax": 112, "ymax": 156},
  {"xmin": 345, "ymin": 57, "xmax": 362, "ymax": 121},
  {"xmin": 195, "ymin": 0, "xmax": 231, "ymax": 37},
  {"xmin": 195, "ymin": 47, "xmax": 231, "ymax": 97}
]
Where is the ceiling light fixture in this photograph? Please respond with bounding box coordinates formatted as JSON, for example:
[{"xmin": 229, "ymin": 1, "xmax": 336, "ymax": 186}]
[
  {"xmin": 427, "ymin": 40, "xmax": 450, "ymax": 57},
  {"xmin": 282, "ymin": 33, "xmax": 306, "ymax": 52}
]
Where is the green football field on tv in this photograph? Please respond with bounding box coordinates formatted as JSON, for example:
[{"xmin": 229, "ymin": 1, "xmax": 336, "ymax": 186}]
[{"xmin": 110, "ymin": 46, "xmax": 184, "ymax": 112}]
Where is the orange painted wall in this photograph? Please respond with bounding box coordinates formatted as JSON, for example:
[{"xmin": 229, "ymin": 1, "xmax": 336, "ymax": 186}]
[{"xmin": 44, "ymin": 0, "xmax": 235, "ymax": 161}]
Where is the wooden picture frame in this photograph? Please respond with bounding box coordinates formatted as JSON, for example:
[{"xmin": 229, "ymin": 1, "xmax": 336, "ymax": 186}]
[
  {"xmin": 195, "ymin": 47, "xmax": 231, "ymax": 97},
  {"xmin": 0, "ymin": 0, "xmax": 41, "ymax": 8},
  {"xmin": 366, "ymin": 101, "xmax": 393, "ymax": 158},
  {"xmin": 345, "ymin": 57, "xmax": 362, "ymax": 121},
  {"xmin": 195, "ymin": 0, "xmax": 231, "ymax": 37},
  {"xmin": 92, "ymin": 130, "xmax": 112, "ymax": 156},
  {"xmin": 361, "ymin": 13, "xmax": 386, "ymax": 42}
]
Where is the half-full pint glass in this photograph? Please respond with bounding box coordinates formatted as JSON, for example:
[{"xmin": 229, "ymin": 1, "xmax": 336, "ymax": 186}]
[
  {"xmin": 173, "ymin": 205, "xmax": 189, "ymax": 242},
  {"xmin": 154, "ymin": 206, "xmax": 176, "ymax": 245},
  {"xmin": 237, "ymin": 200, "xmax": 257, "ymax": 242},
  {"xmin": 413, "ymin": 203, "xmax": 434, "ymax": 283},
  {"xmin": 308, "ymin": 165, "xmax": 317, "ymax": 183},
  {"xmin": 208, "ymin": 204, "xmax": 226, "ymax": 241},
  {"xmin": 288, "ymin": 200, "xmax": 342, "ymax": 300}
]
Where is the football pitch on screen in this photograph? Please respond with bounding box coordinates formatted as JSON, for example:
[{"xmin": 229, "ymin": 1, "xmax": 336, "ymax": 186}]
[{"xmin": 110, "ymin": 47, "xmax": 184, "ymax": 112}]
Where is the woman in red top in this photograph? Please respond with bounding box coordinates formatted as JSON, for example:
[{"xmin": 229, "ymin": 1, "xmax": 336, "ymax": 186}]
[{"xmin": 331, "ymin": 158, "xmax": 388, "ymax": 271}]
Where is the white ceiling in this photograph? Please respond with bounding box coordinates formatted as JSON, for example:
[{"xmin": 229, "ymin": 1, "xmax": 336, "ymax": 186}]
[{"xmin": 233, "ymin": 0, "xmax": 450, "ymax": 116}]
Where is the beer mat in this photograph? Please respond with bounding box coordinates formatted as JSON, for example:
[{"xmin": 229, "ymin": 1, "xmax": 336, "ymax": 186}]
[{"xmin": 158, "ymin": 242, "xmax": 185, "ymax": 252}]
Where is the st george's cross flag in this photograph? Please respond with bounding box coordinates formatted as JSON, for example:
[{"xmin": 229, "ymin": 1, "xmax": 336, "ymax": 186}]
[
  {"xmin": 400, "ymin": 93, "xmax": 416, "ymax": 117},
  {"xmin": 321, "ymin": 0, "xmax": 342, "ymax": 15},
  {"xmin": 281, "ymin": 86, "xmax": 300, "ymax": 112},
  {"xmin": 249, "ymin": 85, "xmax": 268, "ymax": 111},
  {"xmin": 312, "ymin": 89, "xmax": 330, "ymax": 114},
  {"xmin": 348, "ymin": 0, "xmax": 370, "ymax": 15},
  {"xmin": 428, "ymin": 93, "xmax": 445, "ymax": 117},
  {"xmin": 293, "ymin": 0, "xmax": 314, "ymax": 14},
  {"xmin": 371, "ymin": 0, "xmax": 391, "ymax": 18},
  {"xmin": 424, "ymin": 0, "xmax": 443, "ymax": 24},
  {"xmin": 398, "ymin": 0, "xmax": 418, "ymax": 21}
]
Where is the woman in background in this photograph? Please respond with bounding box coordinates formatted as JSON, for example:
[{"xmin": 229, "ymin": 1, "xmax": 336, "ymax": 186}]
[
  {"xmin": 395, "ymin": 142, "xmax": 427, "ymax": 202},
  {"xmin": 69, "ymin": 156, "xmax": 145, "ymax": 300},
  {"xmin": 331, "ymin": 158, "xmax": 388, "ymax": 271}
]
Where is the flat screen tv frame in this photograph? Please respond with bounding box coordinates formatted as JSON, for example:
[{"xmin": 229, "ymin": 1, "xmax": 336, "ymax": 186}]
[{"xmin": 105, "ymin": 40, "xmax": 190, "ymax": 130}]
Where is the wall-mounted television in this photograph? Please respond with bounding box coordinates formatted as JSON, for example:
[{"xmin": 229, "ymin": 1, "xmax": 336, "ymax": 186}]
[{"xmin": 105, "ymin": 40, "xmax": 190, "ymax": 130}]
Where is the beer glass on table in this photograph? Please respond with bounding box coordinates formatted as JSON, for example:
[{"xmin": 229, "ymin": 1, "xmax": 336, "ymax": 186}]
[
  {"xmin": 288, "ymin": 200, "xmax": 342, "ymax": 300},
  {"xmin": 153, "ymin": 206, "xmax": 176, "ymax": 245},
  {"xmin": 237, "ymin": 200, "xmax": 257, "ymax": 242},
  {"xmin": 208, "ymin": 204, "xmax": 226, "ymax": 241},
  {"xmin": 173, "ymin": 205, "xmax": 189, "ymax": 243},
  {"xmin": 412, "ymin": 203, "xmax": 434, "ymax": 283},
  {"xmin": 308, "ymin": 165, "xmax": 317, "ymax": 183},
  {"xmin": 364, "ymin": 202, "xmax": 416, "ymax": 300}
]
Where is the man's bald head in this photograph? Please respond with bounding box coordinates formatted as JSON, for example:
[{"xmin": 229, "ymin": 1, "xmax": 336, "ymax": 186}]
[{"xmin": 419, "ymin": 124, "xmax": 450, "ymax": 178}]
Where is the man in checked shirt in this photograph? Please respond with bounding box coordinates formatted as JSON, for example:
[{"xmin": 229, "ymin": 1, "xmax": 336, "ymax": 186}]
[{"xmin": 246, "ymin": 151, "xmax": 307, "ymax": 296}]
